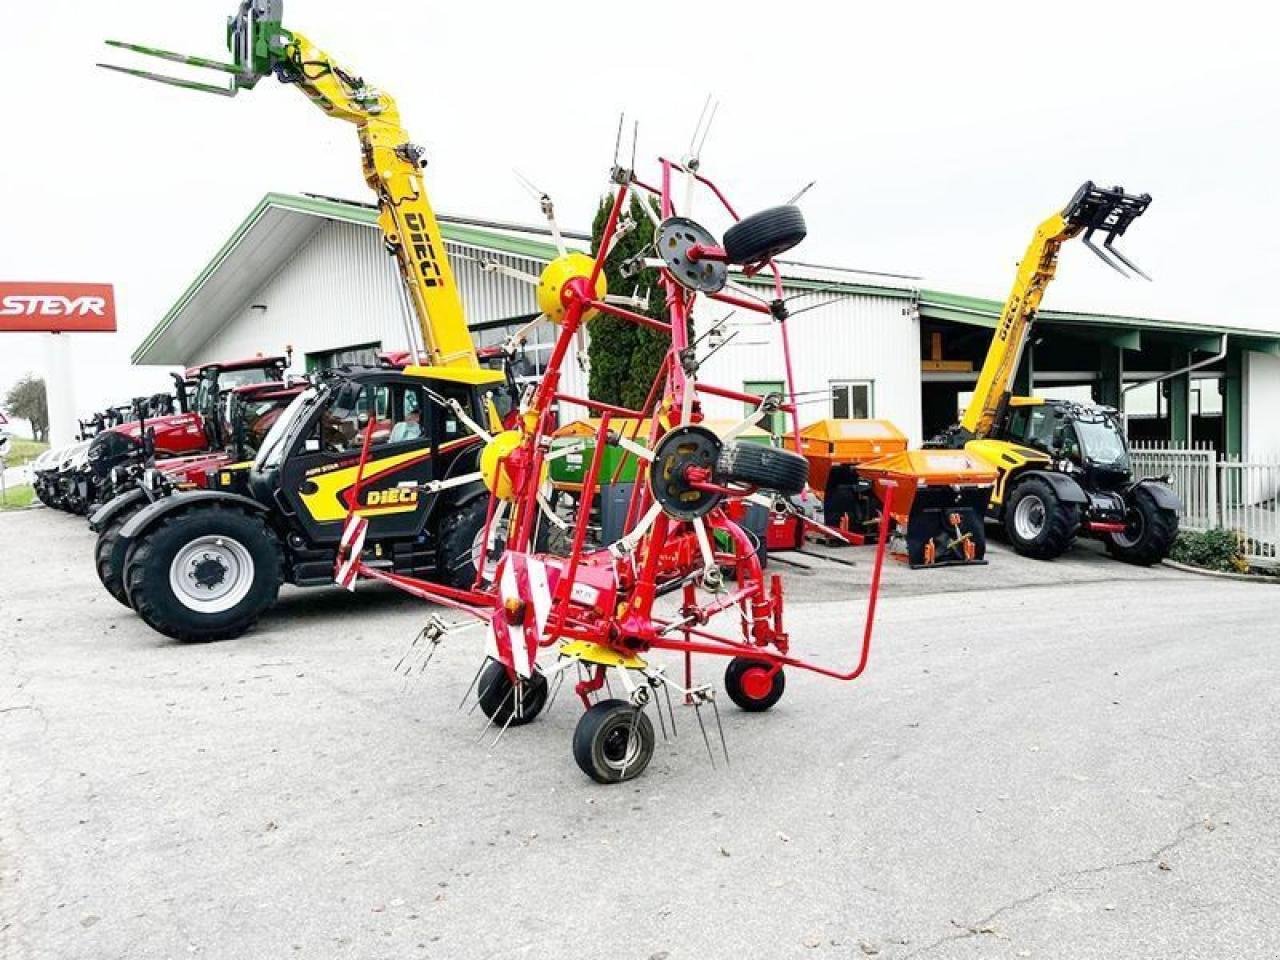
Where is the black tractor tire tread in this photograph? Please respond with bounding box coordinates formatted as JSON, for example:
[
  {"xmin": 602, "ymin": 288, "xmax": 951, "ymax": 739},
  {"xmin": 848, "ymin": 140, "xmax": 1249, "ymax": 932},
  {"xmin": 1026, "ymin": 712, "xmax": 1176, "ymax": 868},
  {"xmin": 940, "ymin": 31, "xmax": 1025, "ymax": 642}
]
[
  {"xmin": 1105, "ymin": 488, "xmax": 1179, "ymax": 566},
  {"xmin": 95, "ymin": 507, "xmax": 142, "ymax": 608},
  {"xmin": 125, "ymin": 505, "xmax": 282, "ymax": 643},
  {"xmin": 1003, "ymin": 476, "xmax": 1079, "ymax": 561},
  {"xmin": 437, "ymin": 497, "xmax": 490, "ymax": 589},
  {"xmin": 722, "ymin": 205, "xmax": 807, "ymax": 265},
  {"xmin": 715, "ymin": 442, "xmax": 808, "ymax": 496}
]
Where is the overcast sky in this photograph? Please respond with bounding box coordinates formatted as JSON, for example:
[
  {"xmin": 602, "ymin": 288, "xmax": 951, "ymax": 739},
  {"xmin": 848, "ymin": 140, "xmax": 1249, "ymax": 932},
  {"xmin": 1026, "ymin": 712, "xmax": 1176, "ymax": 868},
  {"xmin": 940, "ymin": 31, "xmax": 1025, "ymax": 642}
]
[{"xmin": 2, "ymin": 0, "xmax": 1277, "ymax": 430}]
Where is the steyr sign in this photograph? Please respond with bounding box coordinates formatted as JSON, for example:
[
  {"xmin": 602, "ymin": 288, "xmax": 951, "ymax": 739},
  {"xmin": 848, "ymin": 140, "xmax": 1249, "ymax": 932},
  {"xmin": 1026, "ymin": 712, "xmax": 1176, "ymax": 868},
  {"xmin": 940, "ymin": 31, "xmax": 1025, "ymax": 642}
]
[{"xmin": 0, "ymin": 282, "xmax": 117, "ymax": 333}]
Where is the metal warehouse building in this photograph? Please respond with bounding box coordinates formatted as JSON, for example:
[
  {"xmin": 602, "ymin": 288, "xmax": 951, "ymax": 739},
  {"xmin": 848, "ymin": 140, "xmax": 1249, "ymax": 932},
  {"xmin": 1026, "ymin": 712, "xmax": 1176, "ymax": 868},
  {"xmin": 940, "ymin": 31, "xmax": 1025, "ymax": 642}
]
[{"xmin": 135, "ymin": 192, "xmax": 1280, "ymax": 458}]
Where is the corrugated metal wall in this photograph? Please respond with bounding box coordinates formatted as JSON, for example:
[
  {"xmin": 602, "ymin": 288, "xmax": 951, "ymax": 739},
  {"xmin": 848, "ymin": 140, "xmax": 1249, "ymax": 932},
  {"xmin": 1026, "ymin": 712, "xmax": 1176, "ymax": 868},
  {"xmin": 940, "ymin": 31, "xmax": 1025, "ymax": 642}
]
[
  {"xmin": 190, "ymin": 220, "xmax": 589, "ymax": 414},
  {"xmin": 696, "ymin": 287, "xmax": 923, "ymax": 444}
]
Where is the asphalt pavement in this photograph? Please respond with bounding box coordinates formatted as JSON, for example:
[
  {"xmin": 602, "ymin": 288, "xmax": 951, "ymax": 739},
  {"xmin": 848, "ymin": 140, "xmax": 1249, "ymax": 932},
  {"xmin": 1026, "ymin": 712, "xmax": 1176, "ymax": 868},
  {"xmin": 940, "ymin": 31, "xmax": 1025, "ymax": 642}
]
[{"xmin": 2, "ymin": 506, "xmax": 1277, "ymax": 960}]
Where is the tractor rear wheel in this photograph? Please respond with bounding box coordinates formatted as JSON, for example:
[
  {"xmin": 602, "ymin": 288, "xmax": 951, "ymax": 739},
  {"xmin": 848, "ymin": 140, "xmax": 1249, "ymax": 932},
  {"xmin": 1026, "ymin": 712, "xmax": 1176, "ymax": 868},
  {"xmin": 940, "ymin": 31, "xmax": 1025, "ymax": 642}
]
[
  {"xmin": 95, "ymin": 504, "xmax": 144, "ymax": 608},
  {"xmin": 1105, "ymin": 486, "xmax": 1179, "ymax": 566},
  {"xmin": 438, "ymin": 497, "xmax": 490, "ymax": 590},
  {"xmin": 1004, "ymin": 476, "xmax": 1078, "ymax": 560},
  {"xmin": 124, "ymin": 506, "xmax": 282, "ymax": 643}
]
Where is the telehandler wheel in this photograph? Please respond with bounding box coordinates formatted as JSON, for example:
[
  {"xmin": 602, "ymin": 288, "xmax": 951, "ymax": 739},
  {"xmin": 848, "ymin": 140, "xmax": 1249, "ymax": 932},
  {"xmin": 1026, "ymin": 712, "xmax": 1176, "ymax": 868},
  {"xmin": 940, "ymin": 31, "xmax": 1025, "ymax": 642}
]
[
  {"xmin": 95, "ymin": 504, "xmax": 145, "ymax": 608},
  {"xmin": 476, "ymin": 659, "xmax": 549, "ymax": 727},
  {"xmin": 124, "ymin": 506, "xmax": 282, "ymax": 643},
  {"xmin": 438, "ymin": 497, "xmax": 490, "ymax": 590},
  {"xmin": 716, "ymin": 442, "xmax": 809, "ymax": 496},
  {"xmin": 1003, "ymin": 476, "xmax": 1079, "ymax": 560},
  {"xmin": 1105, "ymin": 487, "xmax": 1179, "ymax": 566},
  {"xmin": 722, "ymin": 205, "xmax": 807, "ymax": 265},
  {"xmin": 724, "ymin": 657, "xmax": 786, "ymax": 712},
  {"xmin": 572, "ymin": 699, "xmax": 656, "ymax": 784}
]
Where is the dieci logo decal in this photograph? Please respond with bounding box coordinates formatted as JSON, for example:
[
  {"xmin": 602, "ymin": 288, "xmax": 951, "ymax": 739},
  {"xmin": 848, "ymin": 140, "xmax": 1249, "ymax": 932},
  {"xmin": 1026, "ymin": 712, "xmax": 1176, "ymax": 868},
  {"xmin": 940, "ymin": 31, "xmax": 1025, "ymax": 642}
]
[
  {"xmin": 0, "ymin": 282, "xmax": 117, "ymax": 333},
  {"xmin": 365, "ymin": 487, "xmax": 419, "ymax": 507}
]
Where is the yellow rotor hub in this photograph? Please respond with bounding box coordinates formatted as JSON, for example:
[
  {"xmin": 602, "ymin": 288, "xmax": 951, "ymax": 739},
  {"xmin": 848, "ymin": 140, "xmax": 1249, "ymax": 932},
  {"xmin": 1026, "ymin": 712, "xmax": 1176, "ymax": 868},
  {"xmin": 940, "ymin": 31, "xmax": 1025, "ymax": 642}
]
[{"xmin": 537, "ymin": 252, "xmax": 607, "ymax": 324}]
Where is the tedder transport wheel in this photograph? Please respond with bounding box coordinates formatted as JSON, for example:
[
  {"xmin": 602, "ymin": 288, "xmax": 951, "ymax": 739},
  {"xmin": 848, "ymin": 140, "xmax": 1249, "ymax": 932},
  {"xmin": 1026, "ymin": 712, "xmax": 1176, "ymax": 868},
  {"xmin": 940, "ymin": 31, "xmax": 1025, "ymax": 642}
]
[
  {"xmin": 124, "ymin": 506, "xmax": 282, "ymax": 643},
  {"xmin": 716, "ymin": 442, "xmax": 809, "ymax": 496},
  {"xmin": 722, "ymin": 205, "xmax": 808, "ymax": 265},
  {"xmin": 724, "ymin": 657, "xmax": 786, "ymax": 712},
  {"xmin": 476, "ymin": 659, "xmax": 549, "ymax": 727},
  {"xmin": 1003, "ymin": 476, "xmax": 1079, "ymax": 560},
  {"xmin": 572, "ymin": 699, "xmax": 656, "ymax": 784},
  {"xmin": 1105, "ymin": 487, "xmax": 1179, "ymax": 566},
  {"xmin": 95, "ymin": 505, "xmax": 144, "ymax": 608},
  {"xmin": 438, "ymin": 497, "xmax": 489, "ymax": 590}
]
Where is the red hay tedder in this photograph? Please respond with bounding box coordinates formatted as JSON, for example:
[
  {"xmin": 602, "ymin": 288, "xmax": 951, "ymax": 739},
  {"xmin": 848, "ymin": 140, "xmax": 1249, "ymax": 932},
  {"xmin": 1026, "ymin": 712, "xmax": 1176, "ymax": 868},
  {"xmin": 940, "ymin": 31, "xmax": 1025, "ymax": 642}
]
[{"xmin": 337, "ymin": 140, "xmax": 896, "ymax": 783}]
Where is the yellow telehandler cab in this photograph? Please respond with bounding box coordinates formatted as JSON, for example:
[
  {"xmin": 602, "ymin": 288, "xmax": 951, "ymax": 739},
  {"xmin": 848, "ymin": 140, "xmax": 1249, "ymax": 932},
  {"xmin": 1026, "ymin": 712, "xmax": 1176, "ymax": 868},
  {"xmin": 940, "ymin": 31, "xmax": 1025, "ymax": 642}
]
[{"xmin": 929, "ymin": 182, "xmax": 1181, "ymax": 563}]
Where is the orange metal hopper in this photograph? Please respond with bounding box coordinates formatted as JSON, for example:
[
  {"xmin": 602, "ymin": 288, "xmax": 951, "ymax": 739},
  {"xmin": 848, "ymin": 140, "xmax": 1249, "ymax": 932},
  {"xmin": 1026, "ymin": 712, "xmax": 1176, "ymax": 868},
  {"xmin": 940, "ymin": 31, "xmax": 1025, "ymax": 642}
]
[
  {"xmin": 856, "ymin": 449, "xmax": 995, "ymax": 521},
  {"xmin": 783, "ymin": 419, "xmax": 908, "ymax": 493}
]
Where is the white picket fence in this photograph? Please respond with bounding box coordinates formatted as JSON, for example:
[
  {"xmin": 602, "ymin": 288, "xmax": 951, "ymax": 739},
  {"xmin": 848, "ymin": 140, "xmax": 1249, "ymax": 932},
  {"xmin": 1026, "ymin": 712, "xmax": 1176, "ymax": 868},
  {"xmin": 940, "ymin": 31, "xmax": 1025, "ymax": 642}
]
[{"xmin": 1130, "ymin": 442, "xmax": 1280, "ymax": 565}]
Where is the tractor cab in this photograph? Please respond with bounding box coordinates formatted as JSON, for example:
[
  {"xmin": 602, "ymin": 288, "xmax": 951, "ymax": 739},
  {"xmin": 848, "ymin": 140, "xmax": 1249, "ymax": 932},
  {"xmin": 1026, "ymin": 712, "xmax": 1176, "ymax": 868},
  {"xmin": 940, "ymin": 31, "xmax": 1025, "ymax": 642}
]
[{"xmin": 1002, "ymin": 398, "xmax": 1133, "ymax": 489}]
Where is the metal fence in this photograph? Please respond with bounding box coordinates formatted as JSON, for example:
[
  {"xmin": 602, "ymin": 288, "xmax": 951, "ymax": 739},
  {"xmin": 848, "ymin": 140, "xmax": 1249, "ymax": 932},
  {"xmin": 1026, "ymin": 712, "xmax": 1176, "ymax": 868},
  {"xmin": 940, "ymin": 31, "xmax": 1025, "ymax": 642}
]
[{"xmin": 1131, "ymin": 442, "xmax": 1280, "ymax": 565}]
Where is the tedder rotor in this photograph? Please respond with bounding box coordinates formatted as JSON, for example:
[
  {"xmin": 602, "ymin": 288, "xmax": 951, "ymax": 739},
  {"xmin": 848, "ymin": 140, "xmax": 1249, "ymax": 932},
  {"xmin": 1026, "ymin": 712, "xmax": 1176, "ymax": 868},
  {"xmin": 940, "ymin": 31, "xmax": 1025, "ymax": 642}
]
[{"xmin": 336, "ymin": 135, "xmax": 899, "ymax": 784}]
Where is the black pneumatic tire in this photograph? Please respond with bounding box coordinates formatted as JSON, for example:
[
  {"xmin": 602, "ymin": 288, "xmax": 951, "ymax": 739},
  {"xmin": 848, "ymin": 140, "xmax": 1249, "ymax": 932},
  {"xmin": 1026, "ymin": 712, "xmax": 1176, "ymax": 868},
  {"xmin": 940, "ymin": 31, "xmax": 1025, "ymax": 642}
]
[
  {"xmin": 722, "ymin": 205, "xmax": 808, "ymax": 265},
  {"xmin": 475, "ymin": 659, "xmax": 549, "ymax": 727},
  {"xmin": 715, "ymin": 442, "xmax": 809, "ymax": 496},
  {"xmin": 573, "ymin": 699, "xmax": 656, "ymax": 784},
  {"xmin": 1003, "ymin": 476, "xmax": 1079, "ymax": 561},
  {"xmin": 1105, "ymin": 487, "xmax": 1179, "ymax": 566},
  {"xmin": 437, "ymin": 497, "xmax": 490, "ymax": 590},
  {"xmin": 125, "ymin": 506, "xmax": 282, "ymax": 643},
  {"xmin": 95, "ymin": 505, "xmax": 144, "ymax": 608},
  {"xmin": 724, "ymin": 657, "xmax": 786, "ymax": 712}
]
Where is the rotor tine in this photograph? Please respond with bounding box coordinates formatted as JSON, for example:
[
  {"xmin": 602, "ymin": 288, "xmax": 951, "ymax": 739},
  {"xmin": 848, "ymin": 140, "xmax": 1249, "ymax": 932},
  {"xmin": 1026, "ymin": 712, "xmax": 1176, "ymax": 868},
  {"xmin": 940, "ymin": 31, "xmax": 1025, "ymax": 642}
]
[
  {"xmin": 710, "ymin": 694, "xmax": 729, "ymax": 768},
  {"xmin": 457, "ymin": 660, "xmax": 486, "ymax": 709},
  {"xmin": 1082, "ymin": 229, "xmax": 1130, "ymax": 278},
  {"xmin": 490, "ymin": 686, "xmax": 521, "ymax": 748},
  {"xmin": 545, "ymin": 669, "xmax": 567, "ymax": 715},
  {"xmin": 467, "ymin": 673, "xmax": 499, "ymax": 716},
  {"xmin": 649, "ymin": 680, "xmax": 668, "ymax": 742},
  {"xmin": 663, "ymin": 681, "xmax": 677, "ymax": 738},
  {"xmin": 619, "ymin": 705, "xmax": 644, "ymax": 779},
  {"xmin": 1104, "ymin": 234, "xmax": 1152, "ymax": 281},
  {"xmin": 694, "ymin": 699, "xmax": 716, "ymax": 770},
  {"xmin": 393, "ymin": 628, "xmax": 423, "ymax": 673},
  {"xmin": 476, "ymin": 686, "xmax": 515, "ymax": 742}
]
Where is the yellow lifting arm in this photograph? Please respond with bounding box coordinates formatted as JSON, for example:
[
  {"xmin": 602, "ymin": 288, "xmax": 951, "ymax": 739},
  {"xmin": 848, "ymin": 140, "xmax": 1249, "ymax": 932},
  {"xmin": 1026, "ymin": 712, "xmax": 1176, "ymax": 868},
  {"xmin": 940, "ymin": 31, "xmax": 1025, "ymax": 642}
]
[
  {"xmin": 99, "ymin": 3, "xmax": 478, "ymax": 371},
  {"xmin": 959, "ymin": 182, "xmax": 1152, "ymax": 438}
]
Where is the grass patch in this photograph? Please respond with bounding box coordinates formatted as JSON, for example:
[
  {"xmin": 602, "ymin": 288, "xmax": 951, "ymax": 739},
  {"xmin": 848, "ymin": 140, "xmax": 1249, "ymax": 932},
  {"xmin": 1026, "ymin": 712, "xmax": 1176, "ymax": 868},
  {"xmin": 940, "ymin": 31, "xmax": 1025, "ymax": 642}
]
[
  {"xmin": 0, "ymin": 484, "xmax": 35, "ymax": 511},
  {"xmin": 1168, "ymin": 528, "xmax": 1249, "ymax": 573},
  {"xmin": 2, "ymin": 437, "xmax": 49, "ymax": 468}
]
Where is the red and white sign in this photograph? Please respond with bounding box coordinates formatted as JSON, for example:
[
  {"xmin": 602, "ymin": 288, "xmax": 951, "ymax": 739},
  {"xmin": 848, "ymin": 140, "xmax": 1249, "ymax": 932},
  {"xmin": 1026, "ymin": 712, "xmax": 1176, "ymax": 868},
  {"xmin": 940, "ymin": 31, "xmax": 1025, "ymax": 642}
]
[
  {"xmin": 0, "ymin": 282, "xmax": 117, "ymax": 333},
  {"xmin": 335, "ymin": 513, "xmax": 370, "ymax": 590}
]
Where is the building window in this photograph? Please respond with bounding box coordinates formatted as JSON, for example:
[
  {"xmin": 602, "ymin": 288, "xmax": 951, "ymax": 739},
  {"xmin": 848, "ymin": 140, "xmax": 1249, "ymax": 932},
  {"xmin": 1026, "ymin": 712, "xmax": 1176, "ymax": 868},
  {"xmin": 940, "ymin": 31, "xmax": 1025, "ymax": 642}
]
[
  {"xmin": 744, "ymin": 380, "xmax": 786, "ymax": 435},
  {"xmin": 305, "ymin": 341, "xmax": 383, "ymax": 373},
  {"xmin": 831, "ymin": 380, "xmax": 874, "ymax": 419}
]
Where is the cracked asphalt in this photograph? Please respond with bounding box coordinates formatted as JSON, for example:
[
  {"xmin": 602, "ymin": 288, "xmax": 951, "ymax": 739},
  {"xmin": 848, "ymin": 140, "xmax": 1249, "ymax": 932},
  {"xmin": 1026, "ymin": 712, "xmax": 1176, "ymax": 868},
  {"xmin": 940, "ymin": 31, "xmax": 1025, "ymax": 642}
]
[{"xmin": 2, "ymin": 506, "xmax": 1278, "ymax": 960}]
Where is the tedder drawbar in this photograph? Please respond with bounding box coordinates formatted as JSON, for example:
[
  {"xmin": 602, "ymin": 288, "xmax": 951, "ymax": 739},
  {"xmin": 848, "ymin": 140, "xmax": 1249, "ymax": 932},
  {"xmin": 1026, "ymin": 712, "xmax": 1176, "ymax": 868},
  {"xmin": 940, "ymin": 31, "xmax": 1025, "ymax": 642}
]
[{"xmin": 333, "ymin": 133, "xmax": 900, "ymax": 783}]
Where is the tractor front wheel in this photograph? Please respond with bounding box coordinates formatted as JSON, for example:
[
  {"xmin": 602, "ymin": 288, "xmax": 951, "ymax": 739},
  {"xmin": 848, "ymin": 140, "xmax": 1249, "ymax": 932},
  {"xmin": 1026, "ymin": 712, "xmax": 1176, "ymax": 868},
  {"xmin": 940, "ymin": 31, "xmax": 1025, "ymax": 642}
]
[
  {"xmin": 95, "ymin": 505, "xmax": 144, "ymax": 608},
  {"xmin": 124, "ymin": 506, "xmax": 282, "ymax": 643},
  {"xmin": 1004, "ymin": 477, "xmax": 1079, "ymax": 560},
  {"xmin": 1105, "ymin": 487, "xmax": 1179, "ymax": 566}
]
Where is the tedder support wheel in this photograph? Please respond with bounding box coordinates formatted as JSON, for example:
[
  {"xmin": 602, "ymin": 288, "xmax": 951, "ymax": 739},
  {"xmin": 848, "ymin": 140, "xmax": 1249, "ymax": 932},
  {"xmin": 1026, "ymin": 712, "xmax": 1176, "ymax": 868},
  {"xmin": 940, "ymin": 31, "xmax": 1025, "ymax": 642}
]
[
  {"xmin": 722, "ymin": 205, "xmax": 808, "ymax": 265},
  {"xmin": 95, "ymin": 505, "xmax": 144, "ymax": 608},
  {"xmin": 438, "ymin": 497, "xmax": 490, "ymax": 590},
  {"xmin": 572, "ymin": 699, "xmax": 656, "ymax": 784},
  {"xmin": 1003, "ymin": 476, "xmax": 1079, "ymax": 561},
  {"xmin": 476, "ymin": 659, "xmax": 549, "ymax": 727},
  {"xmin": 724, "ymin": 657, "xmax": 786, "ymax": 712},
  {"xmin": 716, "ymin": 442, "xmax": 809, "ymax": 496},
  {"xmin": 1105, "ymin": 487, "xmax": 1179, "ymax": 566},
  {"xmin": 124, "ymin": 506, "xmax": 282, "ymax": 643}
]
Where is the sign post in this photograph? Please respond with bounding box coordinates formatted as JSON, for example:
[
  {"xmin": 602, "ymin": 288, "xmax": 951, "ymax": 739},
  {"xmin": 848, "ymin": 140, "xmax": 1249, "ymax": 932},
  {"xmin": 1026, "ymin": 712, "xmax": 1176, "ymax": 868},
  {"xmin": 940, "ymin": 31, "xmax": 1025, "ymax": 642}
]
[{"xmin": 1, "ymin": 281, "xmax": 118, "ymax": 448}]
